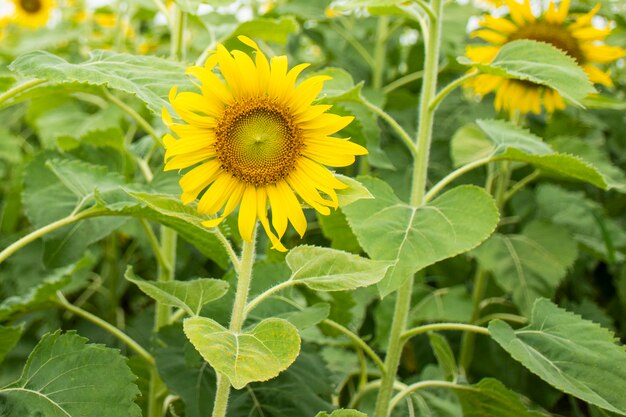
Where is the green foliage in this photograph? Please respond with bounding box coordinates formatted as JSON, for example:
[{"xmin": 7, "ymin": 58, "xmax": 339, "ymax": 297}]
[
  {"xmin": 286, "ymin": 245, "xmax": 393, "ymax": 291},
  {"xmin": 474, "ymin": 221, "xmax": 578, "ymax": 315},
  {"xmin": 456, "ymin": 378, "xmax": 546, "ymax": 417},
  {"xmin": 9, "ymin": 50, "xmax": 192, "ymax": 115},
  {"xmin": 316, "ymin": 410, "xmax": 367, "ymax": 417},
  {"xmin": 0, "ymin": 325, "xmax": 22, "ymax": 365},
  {"xmin": 343, "ymin": 178, "xmax": 499, "ymax": 296},
  {"xmin": 183, "ymin": 317, "xmax": 301, "ymax": 389},
  {"xmin": 462, "ymin": 40, "xmax": 595, "ymax": 106},
  {"xmin": 0, "ymin": 331, "xmax": 141, "ymax": 417},
  {"xmin": 125, "ymin": 267, "xmax": 229, "ymax": 316},
  {"xmin": 490, "ymin": 299, "xmax": 626, "ymax": 415}
]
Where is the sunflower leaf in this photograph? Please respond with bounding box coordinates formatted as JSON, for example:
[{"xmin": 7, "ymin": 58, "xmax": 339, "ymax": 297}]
[
  {"xmin": 461, "ymin": 39, "xmax": 595, "ymax": 106},
  {"xmin": 124, "ymin": 266, "xmax": 229, "ymax": 316},
  {"xmin": 456, "ymin": 378, "xmax": 547, "ymax": 417},
  {"xmin": 183, "ymin": 317, "xmax": 301, "ymax": 389},
  {"xmin": 285, "ymin": 245, "xmax": 393, "ymax": 291},
  {"xmin": 489, "ymin": 299, "xmax": 626, "ymax": 415},
  {"xmin": 0, "ymin": 325, "xmax": 23, "ymax": 365},
  {"xmin": 0, "ymin": 331, "xmax": 142, "ymax": 417},
  {"xmin": 9, "ymin": 50, "xmax": 192, "ymax": 115},
  {"xmin": 473, "ymin": 221, "xmax": 578, "ymax": 315},
  {"xmin": 451, "ymin": 119, "xmax": 608, "ymax": 189},
  {"xmin": 343, "ymin": 178, "xmax": 499, "ymax": 297}
]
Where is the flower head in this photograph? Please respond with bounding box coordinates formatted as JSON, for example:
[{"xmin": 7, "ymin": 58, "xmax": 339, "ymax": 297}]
[
  {"xmin": 11, "ymin": 0, "xmax": 54, "ymax": 28},
  {"xmin": 163, "ymin": 36, "xmax": 367, "ymax": 251},
  {"xmin": 466, "ymin": 0, "xmax": 626, "ymax": 116}
]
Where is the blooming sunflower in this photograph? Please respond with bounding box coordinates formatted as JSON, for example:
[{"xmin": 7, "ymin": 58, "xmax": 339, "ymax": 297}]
[
  {"xmin": 11, "ymin": 0, "xmax": 54, "ymax": 28},
  {"xmin": 163, "ymin": 36, "xmax": 367, "ymax": 251},
  {"xmin": 466, "ymin": 0, "xmax": 626, "ymax": 115}
]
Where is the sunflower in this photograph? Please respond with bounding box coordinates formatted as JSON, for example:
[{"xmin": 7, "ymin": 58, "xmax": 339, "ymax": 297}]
[
  {"xmin": 163, "ymin": 36, "xmax": 367, "ymax": 251},
  {"xmin": 11, "ymin": 0, "xmax": 54, "ymax": 28},
  {"xmin": 466, "ymin": 0, "xmax": 626, "ymax": 115}
]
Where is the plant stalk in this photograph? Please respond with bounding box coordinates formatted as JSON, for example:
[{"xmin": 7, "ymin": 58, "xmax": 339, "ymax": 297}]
[
  {"xmin": 373, "ymin": 0, "xmax": 445, "ymax": 414},
  {"xmin": 212, "ymin": 227, "xmax": 257, "ymax": 417},
  {"xmin": 154, "ymin": 226, "xmax": 177, "ymax": 331}
]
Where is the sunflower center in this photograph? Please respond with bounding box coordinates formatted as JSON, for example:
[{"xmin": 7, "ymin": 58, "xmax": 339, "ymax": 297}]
[
  {"xmin": 19, "ymin": 0, "xmax": 42, "ymax": 13},
  {"xmin": 215, "ymin": 97, "xmax": 303, "ymax": 186},
  {"xmin": 508, "ymin": 22, "xmax": 584, "ymax": 63}
]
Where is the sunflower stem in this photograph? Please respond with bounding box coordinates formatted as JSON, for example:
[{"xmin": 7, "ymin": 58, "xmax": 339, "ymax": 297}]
[
  {"xmin": 212, "ymin": 227, "xmax": 258, "ymax": 417},
  {"xmin": 103, "ymin": 89, "xmax": 164, "ymax": 147},
  {"xmin": 373, "ymin": 0, "xmax": 445, "ymax": 414},
  {"xmin": 424, "ymin": 156, "xmax": 493, "ymax": 202},
  {"xmin": 170, "ymin": 7, "xmax": 186, "ymax": 61},
  {"xmin": 372, "ymin": 16, "xmax": 389, "ymax": 90},
  {"xmin": 389, "ymin": 380, "xmax": 472, "ymax": 411},
  {"xmin": 154, "ymin": 226, "xmax": 177, "ymax": 331},
  {"xmin": 0, "ymin": 79, "xmax": 46, "ymax": 107},
  {"xmin": 429, "ymin": 71, "xmax": 478, "ymax": 111}
]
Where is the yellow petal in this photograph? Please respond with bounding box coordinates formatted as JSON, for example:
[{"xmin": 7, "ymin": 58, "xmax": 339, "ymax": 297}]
[
  {"xmin": 584, "ymin": 64, "xmax": 613, "ymax": 87},
  {"xmin": 266, "ymin": 183, "xmax": 288, "ymax": 238},
  {"xmin": 480, "ymin": 15, "xmax": 518, "ymax": 35},
  {"xmin": 471, "ymin": 29, "xmax": 508, "ymax": 44},
  {"xmin": 275, "ymin": 181, "xmax": 307, "ymax": 237},
  {"xmin": 238, "ymin": 186, "xmax": 258, "ymax": 242},
  {"xmin": 257, "ymin": 188, "xmax": 287, "ymax": 252}
]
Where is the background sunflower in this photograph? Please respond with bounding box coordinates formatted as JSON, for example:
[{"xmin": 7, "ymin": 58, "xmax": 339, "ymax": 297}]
[
  {"xmin": 11, "ymin": 0, "xmax": 54, "ymax": 28},
  {"xmin": 466, "ymin": 0, "xmax": 626, "ymax": 115}
]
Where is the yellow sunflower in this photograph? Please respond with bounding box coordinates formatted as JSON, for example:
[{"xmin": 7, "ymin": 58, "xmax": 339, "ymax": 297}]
[
  {"xmin": 11, "ymin": 0, "xmax": 54, "ymax": 28},
  {"xmin": 466, "ymin": 0, "xmax": 626, "ymax": 115},
  {"xmin": 163, "ymin": 36, "xmax": 367, "ymax": 252}
]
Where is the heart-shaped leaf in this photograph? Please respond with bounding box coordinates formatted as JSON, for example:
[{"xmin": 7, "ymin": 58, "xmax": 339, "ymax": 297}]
[
  {"xmin": 183, "ymin": 317, "xmax": 301, "ymax": 389},
  {"xmin": 124, "ymin": 267, "xmax": 229, "ymax": 316},
  {"xmin": 343, "ymin": 178, "xmax": 499, "ymax": 296}
]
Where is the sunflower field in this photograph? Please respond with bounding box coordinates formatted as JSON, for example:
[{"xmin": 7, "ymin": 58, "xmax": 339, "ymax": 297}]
[{"xmin": 1, "ymin": 0, "xmax": 626, "ymax": 416}]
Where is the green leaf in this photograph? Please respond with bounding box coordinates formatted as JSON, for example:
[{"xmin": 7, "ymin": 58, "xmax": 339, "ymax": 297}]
[
  {"xmin": 474, "ymin": 221, "xmax": 578, "ymax": 315},
  {"xmin": 0, "ymin": 325, "xmax": 23, "ymax": 365},
  {"xmin": 183, "ymin": 317, "xmax": 301, "ymax": 389},
  {"xmin": 280, "ymin": 303, "xmax": 331, "ymax": 330},
  {"xmin": 315, "ymin": 410, "xmax": 367, "ymax": 417},
  {"xmin": 124, "ymin": 266, "xmax": 229, "ymax": 316},
  {"xmin": 411, "ymin": 285, "xmax": 473, "ymax": 323},
  {"xmin": 456, "ymin": 378, "xmax": 546, "ymax": 417},
  {"xmin": 461, "ymin": 40, "xmax": 595, "ymax": 106},
  {"xmin": 0, "ymin": 331, "xmax": 141, "ymax": 417},
  {"xmin": 343, "ymin": 178, "xmax": 499, "ymax": 297},
  {"xmin": 286, "ymin": 245, "xmax": 393, "ymax": 291},
  {"xmin": 97, "ymin": 190, "xmax": 231, "ymax": 268},
  {"xmin": 428, "ymin": 333, "xmax": 457, "ymax": 381},
  {"xmin": 318, "ymin": 209, "xmax": 362, "ymax": 253},
  {"xmin": 9, "ymin": 50, "xmax": 192, "ymax": 115},
  {"xmin": 0, "ymin": 271, "xmax": 70, "ymax": 320},
  {"xmin": 451, "ymin": 119, "xmax": 607, "ymax": 189},
  {"xmin": 335, "ymin": 174, "xmax": 374, "ymax": 207},
  {"xmin": 489, "ymin": 299, "xmax": 626, "ymax": 415}
]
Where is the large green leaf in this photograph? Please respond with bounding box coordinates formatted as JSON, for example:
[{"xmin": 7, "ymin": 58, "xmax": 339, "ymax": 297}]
[
  {"xmin": 285, "ymin": 245, "xmax": 393, "ymax": 291},
  {"xmin": 9, "ymin": 50, "xmax": 192, "ymax": 115},
  {"xmin": 462, "ymin": 40, "xmax": 594, "ymax": 106},
  {"xmin": 451, "ymin": 119, "xmax": 607, "ymax": 189},
  {"xmin": 0, "ymin": 331, "xmax": 141, "ymax": 417},
  {"xmin": 183, "ymin": 317, "xmax": 301, "ymax": 389},
  {"xmin": 456, "ymin": 378, "xmax": 546, "ymax": 417},
  {"xmin": 489, "ymin": 299, "xmax": 626, "ymax": 415},
  {"xmin": 0, "ymin": 270, "xmax": 71, "ymax": 320},
  {"xmin": 343, "ymin": 178, "xmax": 499, "ymax": 297},
  {"xmin": 124, "ymin": 267, "xmax": 229, "ymax": 316},
  {"xmin": 0, "ymin": 325, "xmax": 23, "ymax": 365},
  {"xmin": 474, "ymin": 221, "xmax": 578, "ymax": 315}
]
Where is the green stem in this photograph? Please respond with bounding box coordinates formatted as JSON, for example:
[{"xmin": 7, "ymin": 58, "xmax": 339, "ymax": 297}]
[
  {"xmin": 503, "ymin": 169, "xmax": 540, "ymax": 203},
  {"xmin": 428, "ymin": 72, "xmax": 477, "ymax": 111},
  {"xmin": 331, "ymin": 22, "xmax": 374, "ymax": 67},
  {"xmin": 244, "ymin": 279, "xmax": 296, "ymax": 315},
  {"xmin": 372, "ymin": 16, "xmax": 389, "ymax": 90},
  {"xmin": 322, "ymin": 319, "xmax": 386, "ymax": 374},
  {"xmin": 476, "ymin": 313, "xmax": 527, "ymax": 326},
  {"xmin": 103, "ymin": 89, "xmax": 164, "ymax": 147},
  {"xmin": 212, "ymin": 227, "xmax": 257, "ymax": 417},
  {"xmin": 0, "ymin": 79, "xmax": 45, "ymax": 107},
  {"xmin": 459, "ymin": 266, "xmax": 489, "ymax": 372},
  {"xmin": 383, "ymin": 70, "xmax": 424, "ymax": 94},
  {"xmin": 401, "ymin": 322, "xmax": 489, "ymax": 342},
  {"xmin": 361, "ymin": 98, "xmax": 417, "ymax": 157},
  {"xmin": 55, "ymin": 292, "xmax": 155, "ymax": 365},
  {"xmin": 155, "ymin": 226, "xmax": 177, "ymax": 331},
  {"xmin": 0, "ymin": 209, "xmax": 105, "ymax": 265},
  {"xmin": 374, "ymin": 0, "xmax": 444, "ymax": 414},
  {"xmin": 424, "ymin": 156, "xmax": 492, "ymax": 202},
  {"xmin": 170, "ymin": 8, "xmax": 186, "ymax": 61},
  {"xmin": 139, "ymin": 219, "xmax": 171, "ymax": 274},
  {"xmin": 389, "ymin": 380, "xmax": 472, "ymax": 411}
]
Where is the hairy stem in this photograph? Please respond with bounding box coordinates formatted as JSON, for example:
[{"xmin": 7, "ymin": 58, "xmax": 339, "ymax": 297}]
[
  {"xmin": 154, "ymin": 226, "xmax": 177, "ymax": 331},
  {"xmin": 374, "ymin": 0, "xmax": 444, "ymax": 414},
  {"xmin": 0, "ymin": 79, "xmax": 45, "ymax": 107},
  {"xmin": 389, "ymin": 380, "xmax": 472, "ymax": 411},
  {"xmin": 401, "ymin": 322, "xmax": 489, "ymax": 342},
  {"xmin": 372, "ymin": 16, "xmax": 389, "ymax": 90},
  {"xmin": 212, "ymin": 227, "xmax": 257, "ymax": 417}
]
